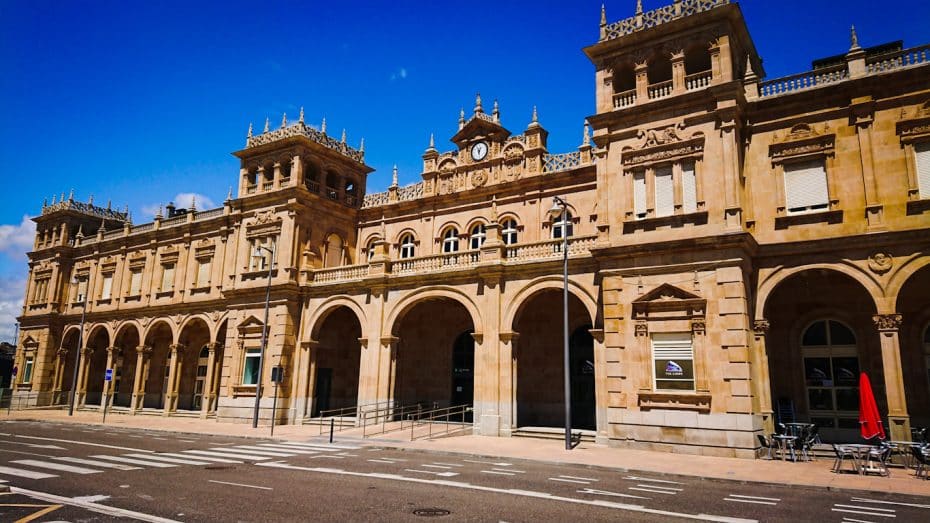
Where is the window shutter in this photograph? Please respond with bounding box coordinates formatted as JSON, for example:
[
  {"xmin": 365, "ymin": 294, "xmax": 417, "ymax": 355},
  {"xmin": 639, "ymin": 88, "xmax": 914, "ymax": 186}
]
[
  {"xmin": 916, "ymin": 142, "xmax": 930, "ymax": 198},
  {"xmin": 101, "ymin": 274, "xmax": 113, "ymax": 299},
  {"xmin": 130, "ymin": 270, "xmax": 142, "ymax": 295},
  {"xmin": 633, "ymin": 171, "xmax": 646, "ymax": 218},
  {"xmin": 653, "ymin": 333, "xmax": 693, "ymax": 360},
  {"xmin": 682, "ymin": 161, "xmax": 697, "ymax": 214},
  {"xmin": 784, "ymin": 160, "xmax": 829, "ymax": 213},
  {"xmin": 197, "ymin": 261, "xmax": 211, "ymax": 287},
  {"xmin": 654, "ymin": 166, "xmax": 674, "ymax": 217},
  {"xmin": 162, "ymin": 265, "xmax": 175, "ymax": 291}
]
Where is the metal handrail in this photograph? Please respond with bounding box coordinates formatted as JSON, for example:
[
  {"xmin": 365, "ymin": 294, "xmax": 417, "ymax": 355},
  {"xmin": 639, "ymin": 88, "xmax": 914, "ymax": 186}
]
[
  {"xmin": 361, "ymin": 402, "xmax": 432, "ymax": 437},
  {"xmin": 315, "ymin": 405, "xmax": 358, "ymax": 436},
  {"xmin": 409, "ymin": 403, "xmax": 473, "ymax": 440}
]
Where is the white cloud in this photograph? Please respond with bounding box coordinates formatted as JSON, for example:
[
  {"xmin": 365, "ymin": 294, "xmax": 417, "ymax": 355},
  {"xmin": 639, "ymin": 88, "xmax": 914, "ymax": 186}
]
[
  {"xmin": 0, "ymin": 215, "xmax": 35, "ymax": 260},
  {"xmin": 141, "ymin": 193, "xmax": 218, "ymax": 218},
  {"xmin": 390, "ymin": 67, "xmax": 408, "ymax": 81},
  {"xmin": 0, "ymin": 274, "xmax": 26, "ymax": 343}
]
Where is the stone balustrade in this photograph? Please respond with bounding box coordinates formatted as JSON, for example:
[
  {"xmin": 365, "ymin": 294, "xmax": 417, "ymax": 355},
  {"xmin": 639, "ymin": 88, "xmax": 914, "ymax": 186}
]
[
  {"xmin": 543, "ymin": 151, "xmax": 584, "ymax": 173},
  {"xmin": 602, "ymin": 0, "xmax": 729, "ymax": 41},
  {"xmin": 758, "ymin": 64, "xmax": 848, "ymax": 98},
  {"xmin": 866, "ymin": 43, "xmax": 930, "ymax": 74},
  {"xmin": 312, "ymin": 263, "xmax": 370, "ymax": 283},
  {"xmin": 685, "ymin": 70, "xmax": 712, "ymax": 91},
  {"xmin": 504, "ymin": 235, "xmax": 596, "ymax": 262},
  {"xmin": 613, "ymin": 88, "xmax": 637, "ymax": 108},
  {"xmin": 648, "ymin": 79, "xmax": 674, "ymax": 100},
  {"xmin": 394, "ymin": 250, "xmax": 481, "ymax": 275}
]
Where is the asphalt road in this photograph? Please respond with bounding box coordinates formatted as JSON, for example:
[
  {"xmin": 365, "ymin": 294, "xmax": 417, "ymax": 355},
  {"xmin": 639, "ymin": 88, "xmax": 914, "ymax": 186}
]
[{"xmin": 0, "ymin": 420, "xmax": 928, "ymax": 522}]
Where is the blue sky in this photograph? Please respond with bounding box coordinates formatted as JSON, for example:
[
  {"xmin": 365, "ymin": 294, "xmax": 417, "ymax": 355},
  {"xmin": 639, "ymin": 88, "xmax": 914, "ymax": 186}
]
[{"xmin": 2, "ymin": 0, "xmax": 929, "ymax": 340}]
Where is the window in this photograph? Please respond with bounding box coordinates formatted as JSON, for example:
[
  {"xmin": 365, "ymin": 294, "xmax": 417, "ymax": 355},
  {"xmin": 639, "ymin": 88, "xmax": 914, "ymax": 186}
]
[
  {"xmin": 324, "ymin": 234, "xmax": 344, "ymax": 267},
  {"xmin": 784, "ymin": 159, "xmax": 829, "ymax": 215},
  {"xmin": 366, "ymin": 239, "xmax": 378, "ymax": 261},
  {"xmin": 442, "ymin": 228, "xmax": 459, "ymax": 253},
  {"xmin": 399, "ymin": 233, "xmax": 416, "ymax": 259},
  {"xmin": 469, "ymin": 224, "xmax": 486, "ymax": 250},
  {"xmin": 682, "ymin": 161, "xmax": 697, "ymax": 214},
  {"xmin": 242, "ymin": 348, "xmax": 261, "ymax": 385},
  {"xmin": 652, "ymin": 333, "xmax": 694, "ymax": 391},
  {"xmin": 74, "ymin": 277, "xmax": 88, "ymax": 303},
  {"xmin": 160, "ymin": 263, "xmax": 175, "ymax": 292},
  {"xmin": 196, "ymin": 259, "xmax": 211, "ymax": 287},
  {"xmin": 129, "ymin": 269, "xmax": 142, "ymax": 296},
  {"xmin": 249, "ymin": 237, "xmax": 276, "ymax": 271},
  {"xmin": 22, "ymin": 356, "xmax": 34, "ymax": 384},
  {"xmin": 31, "ymin": 278, "xmax": 49, "ymax": 303},
  {"xmin": 917, "ymin": 141, "xmax": 930, "ymax": 198},
  {"xmin": 501, "ymin": 219, "xmax": 518, "ymax": 245},
  {"xmin": 552, "ymin": 211, "xmax": 573, "ymax": 239},
  {"xmin": 631, "ymin": 161, "xmax": 700, "ymax": 220},
  {"xmin": 100, "ymin": 273, "xmax": 113, "ymax": 300},
  {"xmin": 802, "ymin": 320, "xmax": 859, "ymax": 432},
  {"xmin": 633, "ymin": 171, "xmax": 647, "ymax": 219},
  {"xmin": 654, "ymin": 165, "xmax": 674, "ymax": 217}
]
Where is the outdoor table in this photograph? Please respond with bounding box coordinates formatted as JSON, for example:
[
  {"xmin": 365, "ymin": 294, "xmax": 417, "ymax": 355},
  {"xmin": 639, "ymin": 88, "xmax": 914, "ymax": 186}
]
[
  {"xmin": 888, "ymin": 441, "xmax": 923, "ymax": 469},
  {"xmin": 845, "ymin": 444, "xmax": 884, "ymax": 475},
  {"xmin": 784, "ymin": 423, "xmax": 810, "ymax": 438},
  {"xmin": 772, "ymin": 435, "xmax": 797, "ymax": 461}
]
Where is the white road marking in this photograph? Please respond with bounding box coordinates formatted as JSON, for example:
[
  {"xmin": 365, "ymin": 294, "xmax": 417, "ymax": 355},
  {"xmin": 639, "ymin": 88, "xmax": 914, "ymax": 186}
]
[
  {"xmin": 578, "ymin": 488, "xmax": 650, "ymax": 500},
  {"xmin": 54, "ymin": 456, "xmax": 140, "ymax": 470},
  {"xmin": 11, "ymin": 486, "xmax": 183, "ymax": 523},
  {"xmin": 368, "ymin": 459, "xmax": 399, "ymax": 464},
  {"xmin": 255, "ymin": 444, "xmax": 319, "ymax": 454},
  {"xmin": 832, "ymin": 509, "xmax": 895, "ymax": 518},
  {"xmin": 432, "ymin": 462, "xmax": 463, "ymax": 467},
  {"xmin": 404, "ymin": 469, "xmax": 459, "ymax": 477},
  {"xmin": 91, "ymin": 455, "xmax": 176, "ymax": 468},
  {"xmin": 283, "ymin": 442, "xmax": 360, "ymax": 450},
  {"xmin": 635, "ymin": 484, "xmax": 682, "ymax": 492},
  {"xmin": 842, "ymin": 518, "xmax": 879, "ymax": 523},
  {"xmin": 256, "ymin": 462, "xmax": 756, "ymax": 523},
  {"xmin": 463, "ymin": 459, "xmax": 511, "ymax": 466},
  {"xmin": 276, "ymin": 442, "xmax": 343, "ymax": 451},
  {"xmin": 311, "ymin": 455, "xmax": 346, "ymax": 459},
  {"xmin": 154, "ymin": 452, "xmax": 241, "ymax": 464},
  {"xmin": 218, "ymin": 447, "xmax": 295, "ymax": 457},
  {"xmin": 0, "ymin": 441, "xmax": 67, "ymax": 450},
  {"xmin": 124, "ymin": 454, "xmax": 211, "ymax": 466},
  {"xmin": 724, "ymin": 498, "xmax": 776, "ymax": 506},
  {"xmin": 549, "ymin": 477, "xmax": 590, "ymax": 484},
  {"xmin": 495, "ymin": 468, "xmax": 524, "ymax": 473},
  {"xmin": 850, "ymin": 498, "xmax": 930, "ymax": 509},
  {"xmin": 11, "ymin": 459, "xmax": 102, "ymax": 475},
  {"xmin": 184, "ymin": 450, "xmax": 268, "ymax": 461},
  {"xmin": 834, "ymin": 505, "xmax": 896, "ymax": 513},
  {"xmin": 623, "ymin": 475, "xmax": 683, "ymax": 484},
  {"xmin": 558, "ymin": 474, "xmax": 596, "ymax": 481},
  {"xmin": 5, "ymin": 434, "xmax": 153, "ymax": 453},
  {"xmin": 629, "ymin": 487, "xmax": 678, "ymax": 495},
  {"xmin": 482, "ymin": 470, "xmax": 516, "ymax": 476},
  {"xmin": 208, "ymin": 479, "xmax": 273, "ymax": 490},
  {"xmin": 422, "ymin": 464, "xmax": 453, "ymax": 469},
  {"xmin": 727, "ymin": 495, "xmax": 780, "ymax": 502},
  {"xmin": 178, "ymin": 439, "xmax": 197, "ymax": 443},
  {"xmin": 74, "ymin": 494, "xmax": 110, "ymax": 503},
  {"xmin": 0, "ymin": 465, "xmax": 57, "ymax": 479}
]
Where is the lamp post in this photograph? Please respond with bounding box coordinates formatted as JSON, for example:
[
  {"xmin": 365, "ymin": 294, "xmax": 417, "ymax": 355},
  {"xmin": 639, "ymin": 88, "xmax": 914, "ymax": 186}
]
[
  {"xmin": 251, "ymin": 242, "xmax": 276, "ymax": 429},
  {"xmin": 69, "ymin": 276, "xmax": 88, "ymax": 416},
  {"xmin": 548, "ymin": 196, "xmax": 572, "ymax": 450}
]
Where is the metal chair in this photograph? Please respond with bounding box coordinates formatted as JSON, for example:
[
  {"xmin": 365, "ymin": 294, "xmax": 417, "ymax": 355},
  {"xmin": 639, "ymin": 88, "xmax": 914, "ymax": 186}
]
[
  {"xmin": 757, "ymin": 434, "xmax": 776, "ymax": 459},
  {"xmin": 864, "ymin": 442, "xmax": 893, "ymax": 476},
  {"xmin": 910, "ymin": 446, "xmax": 929, "ymax": 480},
  {"xmin": 798, "ymin": 425, "xmax": 818, "ymax": 461},
  {"xmin": 832, "ymin": 444, "xmax": 859, "ymax": 474}
]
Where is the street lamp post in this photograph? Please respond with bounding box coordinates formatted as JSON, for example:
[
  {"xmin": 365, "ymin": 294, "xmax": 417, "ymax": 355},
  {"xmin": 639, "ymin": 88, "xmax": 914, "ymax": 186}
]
[
  {"xmin": 548, "ymin": 196, "xmax": 572, "ymax": 450},
  {"xmin": 69, "ymin": 276, "xmax": 88, "ymax": 416},
  {"xmin": 251, "ymin": 242, "xmax": 276, "ymax": 429}
]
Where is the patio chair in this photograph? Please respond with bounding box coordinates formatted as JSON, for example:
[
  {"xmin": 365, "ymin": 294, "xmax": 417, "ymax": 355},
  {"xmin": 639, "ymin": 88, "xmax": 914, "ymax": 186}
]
[
  {"xmin": 864, "ymin": 442, "xmax": 893, "ymax": 476},
  {"xmin": 832, "ymin": 444, "xmax": 859, "ymax": 474},
  {"xmin": 777, "ymin": 422, "xmax": 787, "ymax": 435},
  {"xmin": 757, "ymin": 434, "xmax": 776, "ymax": 459},
  {"xmin": 910, "ymin": 446, "xmax": 929, "ymax": 480},
  {"xmin": 799, "ymin": 426, "xmax": 818, "ymax": 461}
]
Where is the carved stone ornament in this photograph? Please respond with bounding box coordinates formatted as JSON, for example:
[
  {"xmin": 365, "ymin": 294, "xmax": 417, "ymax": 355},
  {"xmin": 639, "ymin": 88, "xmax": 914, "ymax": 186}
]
[
  {"xmin": 770, "ymin": 122, "xmax": 835, "ymax": 162},
  {"xmin": 622, "ymin": 123, "xmax": 704, "ymax": 167},
  {"xmin": 471, "ymin": 170, "xmax": 488, "ymax": 187},
  {"xmin": 752, "ymin": 319, "xmax": 771, "ymax": 334},
  {"xmin": 639, "ymin": 122, "xmax": 686, "ymax": 147},
  {"xmin": 691, "ymin": 318, "xmax": 706, "ymax": 334},
  {"xmin": 634, "ymin": 321, "xmax": 649, "ymax": 337},
  {"xmin": 253, "ymin": 210, "xmax": 278, "ymax": 225},
  {"xmin": 872, "ymin": 313, "xmax": 903, "ymax": 332},
  {"xmin": 895, "ymin": 100, "xmax": 930, "ymax": 141},
  {"xmin": 868, "ymin": 252, "xmax": 894, "ymax": 274}
]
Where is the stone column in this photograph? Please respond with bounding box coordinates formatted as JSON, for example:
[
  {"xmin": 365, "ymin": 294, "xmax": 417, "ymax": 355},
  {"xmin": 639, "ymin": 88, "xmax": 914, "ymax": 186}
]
[
  {"xmin": 872, "ymin": 314, "xmax": 911, "ymax": 441},
  {"xmin": 304, "ymin": 340, "xmax": 320, "ymax": 419},
  {"xmin": 75, "ymin": 347, "xmax": 93, "ymax": 407},
  {"xmin": 589, "ymin": 328, "xmax": 608, "ymax": 442},
  {"xmin": 164, "ymin": 343, "xmax": 185, "ymax": 414},
  {"xmin": 752, "ymin": 319, "xmax": 775, "ymax": 435},
  {"xmin": 201, "ymin": 342, "xmax": 220, "ymax": 417},
  {"xmin": 53, "ymin": 348, "xmax": 68, "ymax": 403},
  {"xmin": 498, "ymin": 332, "xmax": 519, "ymax": 436},
  {"xmin": 103, "ymin": 347, "xmax": 118, "ymax": 409},
  {"xmin": 379, "ymin": 336, "xmax": 399, "ymax": 419},
  {"xmin": 131, "ymin": 345, "xmax": 152, "ymax": 412}
]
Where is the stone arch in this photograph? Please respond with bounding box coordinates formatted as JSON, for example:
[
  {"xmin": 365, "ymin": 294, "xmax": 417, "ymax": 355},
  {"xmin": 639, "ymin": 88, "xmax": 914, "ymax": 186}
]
[
  {"xmin": 386, "ymin": 286, "xmax": 483, "ymax": 339},
  {"xmin": 210, "ymin": 313, "xmax": 230, "ymax": 342},
  {"xmin": 306, "ymin": 296, "xmax": 368, "ymax": 342},
  {"xmin": 86, "ymin": 323, "xmax": 112, "ymax": 345},
  {"xmin": 437, "ymin": 221, "xmax": 463, "ymax": 237},
  {"xmin": 60, "ymin": 325, "xmax": 83, "ymax": 347},
  {"xmin": 504, "ymin": 276, "xmax": 598, "ymax": 332},
  {"xmin": 114, "ymin": 320, "xmax": 143, "ymax": 343},
  {"xmin": 394, "ymin": 228, "xmax": 419, "ymax": 245},
  {"xmin": 756, "ymin": 264, "xmax": 884, "ymax": 319},
  {"xmin": 179, "ymin": 314, "xmax": 213, "ymax": 339},
  {"xmin": 464, "ymin": 216, "xmax": 489, "ymax": 232},
  {"xmin": 142, "ymin": 318, "xmax": 178, "ymax": 345},
  {"xmin": 885, "ymin": 253, "xmax": 930, "ymax": 302}
]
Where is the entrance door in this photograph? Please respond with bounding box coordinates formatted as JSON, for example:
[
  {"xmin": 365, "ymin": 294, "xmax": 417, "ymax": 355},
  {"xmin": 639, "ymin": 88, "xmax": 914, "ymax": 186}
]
[
  {"xmin": 802, "ymin": 319, "xmax": 860, "ymax": 442},
  {"xmin": 570, "ymin": 327, "xmax": 596, "ymax": 430},
  {"xmin": 451, "ymin": 331, "xmax": 474, "ymax": 422},
  {"xmin": 192, "ymin": 347, "xmax": 209, "ymax": 410},
  {"xmin": 313, "ymin": 368, "xmax": 333, "ymax": 417}
]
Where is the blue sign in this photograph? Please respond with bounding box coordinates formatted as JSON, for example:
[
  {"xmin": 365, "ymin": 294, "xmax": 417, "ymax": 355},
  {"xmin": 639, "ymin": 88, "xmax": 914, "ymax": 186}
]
[
  {"xmin": 105, "ymin": 368, "xmax": 114, "ymax": 381},
  {"xmin": 11, "ymin": 366, "xmax": 17, "ymax": 376}
]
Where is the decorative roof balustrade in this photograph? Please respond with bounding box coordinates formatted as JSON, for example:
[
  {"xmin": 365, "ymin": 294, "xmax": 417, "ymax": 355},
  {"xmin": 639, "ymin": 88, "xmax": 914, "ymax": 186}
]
[
  {"xmin": 394, "ymin": 250, "xmax": 481, "ymax": 275},
  {"xmin": 542, "ymin": 151, "xmax": 583, "ymax": 173},
  {"xmin": 758, "ymin": 64, "xmax": 848, "ymax": 98},
  {"xmin": 312, "ymin": 263, "xmax": 370, "ymax": 283},
  {"xmin": 504, "ymin": 235, "xmax": 597, "ymax": 262},
  {"xmin": 41, "ymin": 197, "xmax": 129, "ymax": 221},
  {"xmin": 397, "ymin": 181, "xmax": 424, "ymax": 201},
  {"xmin": 246, "ymin": 121, "xmax": 365, "ymax": 164},
  {"xmin": 362, "ymin": 191, "xmax": 390, "ymax": 208},
  {"xmin": 68, "ymin": 207, "xmax": 227, "ymax": 248},
  {"xmin": 601, "ymin": 0, "xmax": 729, "ymax": 41},
  {"xmin": 865, "ymin": 43, "xmax": 930, "ymax": 74}
]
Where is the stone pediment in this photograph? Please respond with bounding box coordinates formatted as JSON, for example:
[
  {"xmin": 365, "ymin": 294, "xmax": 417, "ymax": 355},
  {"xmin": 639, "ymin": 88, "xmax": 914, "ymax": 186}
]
[
  {"xmin": 237, "ymin": 315, "xmax": 265, "ymax": 335},
  {"xmin": 451, "ymin": 112, "xmax": 511, "ymax": 145},
  {"xmin": 632, "ymin": 283, "xmax": 705, "ymax": 315},
  {"xmin": 621, "ymin": 123, "xmax": 704, "ymax": 167},
  {"xmin": 770, "ymin": 122, "xmax": 835, "ymax": 162}
]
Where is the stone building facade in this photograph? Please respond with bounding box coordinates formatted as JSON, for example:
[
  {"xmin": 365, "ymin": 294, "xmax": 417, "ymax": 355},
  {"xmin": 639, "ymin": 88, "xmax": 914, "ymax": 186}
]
[{"xmin": 14, "ymin": 0, "xmax": 930, "ymax": 457}]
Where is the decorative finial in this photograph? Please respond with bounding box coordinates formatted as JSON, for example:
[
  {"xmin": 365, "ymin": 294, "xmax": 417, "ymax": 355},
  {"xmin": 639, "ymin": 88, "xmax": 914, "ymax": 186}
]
[
  {"xmin": 123, "ymin": 203, "xmax": 129, "ymax": 214},
  {"xmin": 321, "ymin": 117, "xmax": 327, "ymax": 134},
  {"xmin": 263, "ymin": 118, "xmax": 270, "ymax": 133},
  {"xmin": 190, "ymin": 195, "xmax": 196, "ymax": 211},
  {"xmin": 247, "ymin": 122, "xmax": 253, "ymax": 138},
  {"xmin": 491, "ymin": 196, "xmax": 499, "ymax": 222},
  {"xmin": 88, "ymin": 194, "xmax": 94, "ymax": 205},
  {"xmin": 299, "ymin": 106, "xmax": 304, "ymax": 123},
  {"xmin": 429, "ymin": 133, "xmax": 435, "ymax": 149},
  {"xmin": 75, "ymin": 224, "xmax": 84, "ymax": 238},
  {"xmin": 281, "ymin": 113, "xmax": 287, "ymax": 128},
  {"xmin": 99, "ymin": 218, "xmax": 106, "ymax": 233},
  {"xmin": 474, "ymin": 92, "xmax": 483, "ymax": 114},
  {"xmin": 106, "ymin": 199, "xmax": 111, "ymax": 210},
  {"xmin": 600, "ymin": 4, "xmax": 606, "ymax": 26},
  {"xmin": 156, "ymin": 205, "xmax": 163, "ymax": 219},
  {"xmin": 127, "ymin": 209, "xmax": 133, "ymax": 224},
  {"xmin": 744, "ymin": 56, "xmax": 757, "ymax": 80},
  {"xmin": 850, "ymin": 25, "xmax": 860, "ymax": 50},
  {"xmin": 583, "ymin": 120, "xmax": 590, "ymax": 146},
  {"xmin": 42, "ymin": 197, "xmax": 48, "ymax": 209},
  {"xmin": 458, "ymin": 108, "xmax": 465, "ymax": 130},
  {"xmin": 341, "ymin": 129, "xmax": 347, "ymax": 144},
  {"xmin": 359, "ymin": 137, "xmax": 365, "ymax": 153},
  {"xmin": 68, "ymin": 189, "xmax": 74, "ymax": 201},
  {"xmin": 492, "ymin": 99, "xmax": 500, "ymax": 122},
  {"xmin": 52, "ymin": 195, "xmax": 57, "ymax": 205},
  {"xmin": 636, "ymin": 0, "xmax": 643, "ymax": 15},
  {"xmin": 391, "ymin": 164, "xmax": 399, "ymax": 187},
  {"xmin": 226, "ymin": 186, "xmax": 233, "ymax": 201}
]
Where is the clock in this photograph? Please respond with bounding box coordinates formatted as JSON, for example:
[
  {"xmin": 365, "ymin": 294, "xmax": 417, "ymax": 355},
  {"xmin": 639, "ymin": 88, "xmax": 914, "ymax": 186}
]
[{"xmin": 471, "ymin": 141, "xmax": 489, "ymax": 161}]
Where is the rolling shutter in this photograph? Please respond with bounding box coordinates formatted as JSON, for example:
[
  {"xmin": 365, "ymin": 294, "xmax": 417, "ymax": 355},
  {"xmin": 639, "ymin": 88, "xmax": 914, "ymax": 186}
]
[
  {"xmin": 652, "ymin": 332, "xmax": 694, "ymax": 391},
  {"xmin": 784, "ymin": 159, "xmax": 829, "ymax": 214},
  {"xmin": 682, "ymin": 161, "xmax": 697, "ymax": 214},
  {"xmin": 654, "ymin": 165, "xmax": 674, "ymax": 217},
  {"xmin": 633, "ymin": 171, "xmax": 646, "ymax": 218},
  {"xmin": 916, "ymin": 142, "xmax": 930, "ymax": 198}
]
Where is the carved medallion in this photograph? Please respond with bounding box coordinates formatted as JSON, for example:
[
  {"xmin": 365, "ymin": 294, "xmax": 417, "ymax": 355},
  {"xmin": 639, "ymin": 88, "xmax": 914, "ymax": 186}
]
[
  {"xmin": 868, "ymin": 252, "xmax": 893, "ymax": 274},
  {"xmin": 471, "ymin": 170, "xmax": 488, "ymax": 187}
]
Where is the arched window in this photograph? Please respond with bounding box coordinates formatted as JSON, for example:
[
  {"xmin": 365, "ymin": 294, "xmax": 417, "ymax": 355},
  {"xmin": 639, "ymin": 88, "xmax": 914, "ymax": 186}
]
[
  {"xmin": 442, "ymin": 228, "xmax": 459, "ymax": 253},
  {"xmin": 469, "ymin": 224, "xmax": 486, "ymax": 250},
  {"xmin": 399, "ymin": 233, "xmax": 415, "ymax": 259},
  {"xmin": 501, "ymin": 218, "xmax": 518, "ymax": 245},
  {"xmin": 802, "ymin": 319, "xmax": 859, "ymax": 436},
  {"xmin": 366, "ymin": 238, "xmax": 379, "ymax": 262},
  {"xmin": 325, "ymin": 234, "xmax": 344, "ymax": 267},
  {"xmin": 551, "ymin": 211, "xmax": 573, "ymax": 240}
]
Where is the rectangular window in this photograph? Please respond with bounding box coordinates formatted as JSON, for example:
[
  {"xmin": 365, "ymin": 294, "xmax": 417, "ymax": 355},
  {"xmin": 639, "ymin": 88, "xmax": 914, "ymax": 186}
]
[
  {"xmin": 100, "ymin": 274, "xmax": 113, "ymax": 300},
  {"xmin": 249, "ymin": 237, "xmax": 276, "ymax": 271},
  {"xmin": 633, "ymin": 171, "xmax": 647, "ymax": 219},
  {"xmin": 682, "ymin": 161, "xmax": 697, "ymax": 214},
  {"xmin": 784, "ymin": 159, "xmax": 829, "ymax": 214},
  {"xmin": 129, "ymin": 269, "xmax": 142, "ymax": 296},
  {"xmin": 917, "ymin": 141, "xmax": 930, "ymax": 198},
  {"xmin": 242, "ymin": 349, "xmax": 261, "ymax": 385},
  {"xmin": 75, "ymin": 278, "xmax": 88, "ymax": 303},
  {"xmin": 654, "ymin": 165, "xmax": 674, "ymax": 217},
  {"xmin": 160, "ymin": 264, "xmax": 175, "ymax": 292},
  {"xmin": 32, "ymin": 278, "xmax": 49, "ymax": 303},
  {"xmin": 196, "ymin": 259, "xmax": 211, "ymax": 287},
  {"xmin": 22, "ymin": 357, "xmax": 34, "ymax": 384},
  {"xmin": 652, "ymin": 332, "xmax": 695, "ymax": 391}
]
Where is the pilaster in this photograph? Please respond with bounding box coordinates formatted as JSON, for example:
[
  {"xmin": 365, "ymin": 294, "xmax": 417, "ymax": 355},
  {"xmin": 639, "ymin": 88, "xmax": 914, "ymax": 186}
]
[{"xmin": 872, "ymin": 314, "xmax": 910, "ymax": 441}]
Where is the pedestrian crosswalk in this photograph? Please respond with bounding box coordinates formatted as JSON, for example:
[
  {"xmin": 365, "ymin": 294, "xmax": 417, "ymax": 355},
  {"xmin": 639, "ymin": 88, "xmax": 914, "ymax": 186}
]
[{"xmin": 0, "ymin": 441, "xmax": 360, "ymax": 483}]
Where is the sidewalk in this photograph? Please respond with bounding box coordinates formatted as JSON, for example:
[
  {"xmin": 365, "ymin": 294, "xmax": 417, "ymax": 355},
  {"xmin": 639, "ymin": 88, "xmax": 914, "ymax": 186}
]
[{"xmin": 4, "ymin": 410, "xmax": 929, "ymax": 498}]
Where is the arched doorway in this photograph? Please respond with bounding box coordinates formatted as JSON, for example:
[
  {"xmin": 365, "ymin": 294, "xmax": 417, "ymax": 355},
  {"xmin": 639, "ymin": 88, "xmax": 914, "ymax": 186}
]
[
  {"xmin": 112, "ymin": 325, "xmax": 141, "ymax": 408},
  {"xmin": 896, "ymin": 263, "xmax": 930, "ymax": 428},
  {"xmin": 177, "ymin": 318, "xmax": 210, "ymax": 411},
  {"xmin": 143, "ymin": 322, "xmax": 173, "ymax": 410},
  {"xmin": 392, "ymin": 297, "xmax": 475, "ymax": 411},
  {"xmin": 57, "ymin": 328, "xmax": 80, "ymax": 404},
  {"xmin": 513, "ymin": 288, "xmax": 595, "ymax": 430},
  {"xmin": 800, "ymin": 319, "xmax": 860, "ymax": 439},
  {"xmin": 83, "ymin": 326, "xmax": 110, "ymax": 407},
  {"xmin": 311, "ymin": 306, "xmax": 363, "ymax": 417}
]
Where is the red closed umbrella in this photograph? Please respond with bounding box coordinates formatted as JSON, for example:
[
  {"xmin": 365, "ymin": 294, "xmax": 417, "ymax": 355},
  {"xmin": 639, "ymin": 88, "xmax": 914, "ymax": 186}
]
[{"xmin": 859, "ymin": 372, "xmax": 886, "ymax": 441}]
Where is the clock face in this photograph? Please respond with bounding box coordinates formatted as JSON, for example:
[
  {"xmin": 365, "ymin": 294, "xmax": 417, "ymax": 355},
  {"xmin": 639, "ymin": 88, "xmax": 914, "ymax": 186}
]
[{"xmin": 471, "ymin": 141, "xmax": 489, "ymax": 161}]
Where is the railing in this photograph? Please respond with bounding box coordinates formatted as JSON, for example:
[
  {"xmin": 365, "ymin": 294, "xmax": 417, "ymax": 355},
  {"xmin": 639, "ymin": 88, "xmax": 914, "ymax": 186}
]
[
  {"xmin": 160, "ymin": 215, "xmax": 186, "ymax": 227},
  {"xmin": 245, "ymin": 184, "xmax": 257, "ymax": 194},
  {"xmin": 102, "ymin": 228, "xmax": 124, "ymax": 240},
  {"xmin": 408, "ymin": 404, "xmax": 473, "ymax": 441},
  {"xmin": 132, "ymin": 222, "xmax": 154, "ymax": 233},
  {"xmin": 394, "ymin": 250, "xmax": 481, "ymax": 275},
  {"xmin": 543, "ymin": 151, "xmax": 584, "ymax": 173},
  {"xmin": 866, "ymin": 43, "xmax": 930, "ymax": 74},
  {"xmin": 685, "ymin": 70, "xmax": 712, "ymax": 91},
  {"xmin": 361, "ymin": 402, "xmax": 433, "ymax": 437},
  {"xmin": 262, "ymin": 181, "xmax": 274, "ymax": 191},
  {"xmin": 315, "ymin": 405, "xmax": 360, "ymax": 436},
  {"xmin": 613, "ymin": 88, "xmax": 636, "ymax": 108},
  {"xmin": 305, "ymin": 180, "xmax": 320, "ymax": 193},
  {"xmin": 759, "ymin": 64, "xmax": 848, "ymax": 98},
  {"xmin": 647, "ymin": 79, "xmax": 673, "ymax": 100},
  {"xmin": 313, "ymin": 263, "xmax": 370, "ymax": 283},
  {"xmin": 195, "ymin": 207, "xmax": 224, "ymax": 220},
  {"xmin": 325, "ymin": 187, "xmax": 338, "ymax": 201},
  {"xmin": 504, "ymin": 234, "xmax": 597, "ymax": 262}
]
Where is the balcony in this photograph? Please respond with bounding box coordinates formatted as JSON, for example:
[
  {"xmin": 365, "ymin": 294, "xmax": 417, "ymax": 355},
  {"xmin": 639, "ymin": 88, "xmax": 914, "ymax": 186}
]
[
  {"xmin": 647, "ymin": 79, "xmax": 673, "ymax": 100},
  {"xmin": 394, "ymin": 250, "xmax": 481, "ymax": 275},
  {"xmin": 685, "ymin": 70, "xmax": 712, "ymax": 91},
  {"xmin": 613, "ymin": 88, "xmax": 637, "ymax": 108}
]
